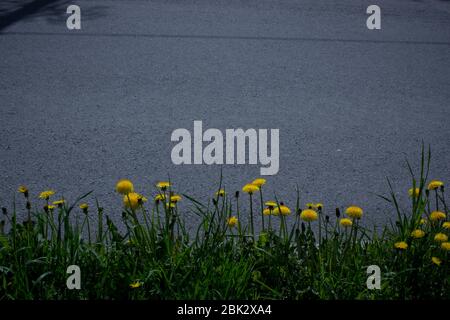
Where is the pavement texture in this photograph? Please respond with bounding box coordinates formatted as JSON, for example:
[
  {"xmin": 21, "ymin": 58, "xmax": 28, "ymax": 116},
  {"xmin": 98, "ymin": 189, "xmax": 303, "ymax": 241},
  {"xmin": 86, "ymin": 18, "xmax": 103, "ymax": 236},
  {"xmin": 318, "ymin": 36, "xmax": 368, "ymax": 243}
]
[{"xmin": 1, "ymin": 0, "xmax": 450, "ymax": 230}]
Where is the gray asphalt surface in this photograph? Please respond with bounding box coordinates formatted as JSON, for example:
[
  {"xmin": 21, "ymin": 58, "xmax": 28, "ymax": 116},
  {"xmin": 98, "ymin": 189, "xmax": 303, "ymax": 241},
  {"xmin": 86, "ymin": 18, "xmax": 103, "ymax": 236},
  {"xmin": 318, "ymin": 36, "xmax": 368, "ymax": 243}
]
[{"xmin": 1, "ymin": 0, "xmax": 450, "ymax": 231}]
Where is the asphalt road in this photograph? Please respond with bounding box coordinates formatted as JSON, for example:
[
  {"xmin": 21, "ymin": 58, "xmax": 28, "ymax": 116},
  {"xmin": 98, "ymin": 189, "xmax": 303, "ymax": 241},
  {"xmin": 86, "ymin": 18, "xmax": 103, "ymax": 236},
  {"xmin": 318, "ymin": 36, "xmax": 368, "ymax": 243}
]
[{"xmin": 1, "ymin": 0, "xmax": 450, "ymax": 231}]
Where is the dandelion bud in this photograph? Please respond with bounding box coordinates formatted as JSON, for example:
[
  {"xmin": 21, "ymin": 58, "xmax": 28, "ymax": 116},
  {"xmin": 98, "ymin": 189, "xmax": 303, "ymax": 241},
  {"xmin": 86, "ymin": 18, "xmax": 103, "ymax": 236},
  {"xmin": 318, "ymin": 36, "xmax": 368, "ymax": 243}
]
[
  {"xmin": 280, "ymin": 202, "xmax": 284, "ymax": 206},
  {"xmin": 335, "ymin": 208, "xmax": 341, "ymax": 218},
  {"xmin": 122, "ymin": 211, "xmax": 127, "ymax": 219},
  {"xmin": 2, "ymin": 207, "xmax": 7, "ymax": 215},
  {"xmin": 325, "ymin": 215, "xmax": 330, "ymax": 223},
  {"xmin": 235, "ymin": 191, "xmax": 239, "ymax": 198},
  {"xmin": 441, "ymin": 185, "xmax": 445, "ymax": 193},
  {"xmin": 26, "ymin": 201, "xmax": 31, "ymax": 210},
  {"xmin": 212, "ymin": 198, "xmax": 218, "ymax": 206},
  {"xmin": 425, "ymin": 189, "xmax": 430, "ymax": 197}
]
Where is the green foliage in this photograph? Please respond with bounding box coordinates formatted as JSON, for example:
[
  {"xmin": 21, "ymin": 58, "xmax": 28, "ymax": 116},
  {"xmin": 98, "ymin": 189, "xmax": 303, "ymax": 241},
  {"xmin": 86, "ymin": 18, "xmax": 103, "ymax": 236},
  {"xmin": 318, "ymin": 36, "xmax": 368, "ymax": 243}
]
[{"xmin": 0, "ymin": 146, "xmax": 449, "ymax": 299}]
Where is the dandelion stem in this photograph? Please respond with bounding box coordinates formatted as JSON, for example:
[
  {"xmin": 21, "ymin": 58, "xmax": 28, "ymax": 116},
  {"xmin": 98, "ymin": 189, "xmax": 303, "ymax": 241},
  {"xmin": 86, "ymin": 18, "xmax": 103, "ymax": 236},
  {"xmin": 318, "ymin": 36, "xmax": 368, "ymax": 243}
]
[
  {"xmin": 236, "ymin": 195, "xmax": 242, "ymax": 238},
  {"xmin": 259, "ymin": 188, "xmax": 265, "ymax": 232},
  {"xmin": 268, "ymin": 210, "xmax": 272, "ymax": 231},
  {"xmin": 318, "ymin": 209, "xmax": 322, "ymax": 246},
  {"xmin": 435, "ymin": 190, "xmax": 439, "ymax": 211},
  {"xmin": 87, "ymin": 215, "xmax": 91, "ymax": 244},
  {"xmin": 249, "ymin": 193, "xmax": 255, "ymax": 241}
]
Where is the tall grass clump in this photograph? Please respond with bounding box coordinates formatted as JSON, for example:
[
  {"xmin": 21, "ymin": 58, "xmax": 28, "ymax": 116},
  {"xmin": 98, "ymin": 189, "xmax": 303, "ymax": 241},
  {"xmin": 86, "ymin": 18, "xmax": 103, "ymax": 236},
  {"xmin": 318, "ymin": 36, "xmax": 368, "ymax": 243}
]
[{"xmin": 0, "ymin": 146, "xmax": 449, "ymax": 299}]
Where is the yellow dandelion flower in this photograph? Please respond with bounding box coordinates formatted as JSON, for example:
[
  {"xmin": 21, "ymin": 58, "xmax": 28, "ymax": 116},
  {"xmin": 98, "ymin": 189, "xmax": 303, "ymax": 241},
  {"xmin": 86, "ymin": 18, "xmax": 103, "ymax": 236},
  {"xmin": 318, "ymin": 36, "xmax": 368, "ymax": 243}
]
[
  {"xmin": 154, "ymin": 194, "xmax": 166, "ymax": 201},
  {"xmin": 300, "ymin": 209, "xmax": 318, "ymax": 222},
  {"xmin": 419, "ymin": 218, "xmax": 427, "ymax": 225},
  {"xmin": 227, "ymin": 216, "xmax": 238, "ymax": 228},
  {"xmin": 408, "ymin": 188, "xmax": 420, "ymax": 197},
  {"xmin": 273, "ymin": 205, "xmax": 291, "ymax": 216},
  {"xmin": 434, "ymin": 233, "xmax": 448, "ymax": 242},
  {"xmin": 441, "ymin": 242, "xmax": 450, "ymax": 251},
  {"xmin": 411, "ymin": 229, "xmax": 425, "ymax": 239},
  {"xmin": 305, "ymin": 203, "xmax": 315, "ymax": 209},
  {"xmin": 53, "ymin": 199, "xmax": 65, "ymax": 206},
  {"xmin": 138, "ymin": 195, "xmax": 148, "ymax": 203},
  {"xmin": 251, "ymin": 178, "xmax": 266, "ymax": 187},
  {"xmin": 345, "ymin": 206, "xmax": 363, "ymax": 219},
  {"xmin": 432, "ymin": 257, "xmax": 441, "ymax": 266},
  {"xmin": 316, "ymin": 203, "xmax": 324, "ymax": 210},
  {"xmin": 265, "ymin": 201, "xmax": 277, "ymax": 208},
  {"xmin": 123, "ymin": 193, "xmax": 145, "ymax": 210},
  {"xmin": 339, "ymin": 218, "xmax": 353, "ymax": 227},
  {"xmin": 394, "ymin": 241, "xmax": 408, "ymax": 250},
  {"xmin": 129, "ymin": 281, "xmax": 142, "ymax": 289},
  {"xmin": 18, "ymin": 186, "xmax": 28, "ymax": 194},
  {"xmin": 39, "ymin": 190, "xmax": 55, "ymax": 200},
  {"xmin": 430, "ymin": 211, "xmax": 446, "ymax": 221},
  {"xmin": 156, "ymin": 181, "xmax": 171, "ymax": 189},
  {"xmin": 116, "ymin": 179, "xmax": 134, "ymax": 195},
  {"xmin": 428, "ymin": 180, "xmax": 444, "ymax": 190},
  {"xmin": 79, "ymin": 203, "xmax": 89, "ymax": 213},
  {"xmin": 443, "ymin": 222, "xmax": 450, "ymax": 230},
  {"xmin": 170, "ymin": 195, "xmax": 182, "ymax": 203},
  {"xmin": 242, "ymin": 184, "xmax": 259, "ymax": 194},
  {"xmin": 47, "ymin": 205, "xmax": 55, "ymax": 211},
  {"xmin": 215, "ymin": 189, "xmax": 226, "ymax": 197},
  {"xmin": 263, "ymin": 208, "xmax": 271, "ymax": 216},
  {"xmin": 165, "ymin": 202, "xmax": 176, "ymax": 209}
]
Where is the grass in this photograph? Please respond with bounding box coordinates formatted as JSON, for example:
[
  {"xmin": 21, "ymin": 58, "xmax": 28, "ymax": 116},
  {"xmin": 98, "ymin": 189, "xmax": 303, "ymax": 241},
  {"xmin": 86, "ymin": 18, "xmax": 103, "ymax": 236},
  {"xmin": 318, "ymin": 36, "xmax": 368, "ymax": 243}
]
[{"xmin": 0, "ymin": 145, "xmax": 449, "ymax": 300}]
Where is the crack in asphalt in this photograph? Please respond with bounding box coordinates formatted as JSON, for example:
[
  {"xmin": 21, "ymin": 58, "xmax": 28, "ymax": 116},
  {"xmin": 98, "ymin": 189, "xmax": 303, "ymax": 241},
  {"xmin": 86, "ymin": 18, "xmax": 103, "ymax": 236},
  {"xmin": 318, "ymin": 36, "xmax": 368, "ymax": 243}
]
[{"xmin": 2, "ymin": 31, "xmax": 450, "ymax": 46}]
